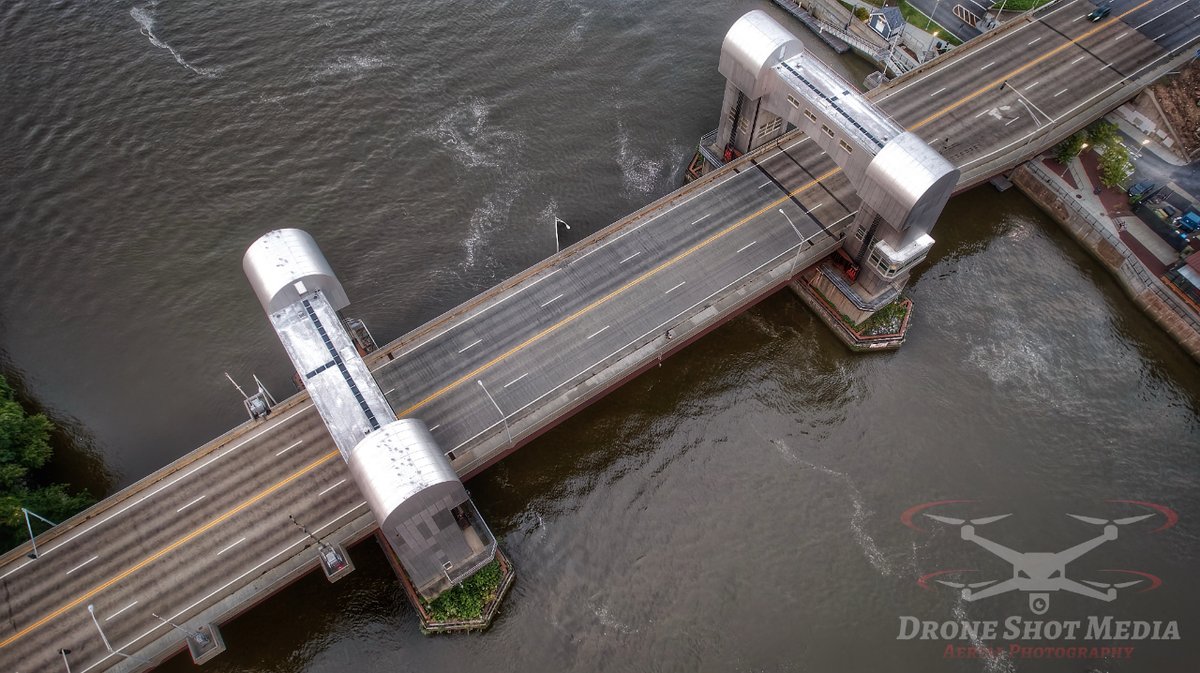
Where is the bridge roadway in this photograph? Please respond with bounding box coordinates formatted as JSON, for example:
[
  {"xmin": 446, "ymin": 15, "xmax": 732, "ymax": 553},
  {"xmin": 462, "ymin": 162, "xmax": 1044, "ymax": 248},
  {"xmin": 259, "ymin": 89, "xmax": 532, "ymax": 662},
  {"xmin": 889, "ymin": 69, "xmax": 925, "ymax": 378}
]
[{"xmin": 3, "ymin": 1, "xmax": 1197, "ymax": 670}]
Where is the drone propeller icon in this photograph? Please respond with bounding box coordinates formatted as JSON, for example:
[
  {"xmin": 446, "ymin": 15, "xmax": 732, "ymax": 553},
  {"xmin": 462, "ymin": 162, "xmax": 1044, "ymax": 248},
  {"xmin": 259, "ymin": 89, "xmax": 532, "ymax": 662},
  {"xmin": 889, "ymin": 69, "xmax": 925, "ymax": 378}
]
[{"xmin": 908, "ymin": 502, "xmax": 1174, "ymax": 615}]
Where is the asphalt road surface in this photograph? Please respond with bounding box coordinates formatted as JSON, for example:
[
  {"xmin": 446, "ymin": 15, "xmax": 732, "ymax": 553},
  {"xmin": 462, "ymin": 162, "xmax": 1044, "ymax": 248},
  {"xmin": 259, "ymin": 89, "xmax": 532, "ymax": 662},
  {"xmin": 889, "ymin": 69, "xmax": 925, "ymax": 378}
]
[{"xmin": 1, "ymin": 2, "xmax": 1196, "ymax": 671}]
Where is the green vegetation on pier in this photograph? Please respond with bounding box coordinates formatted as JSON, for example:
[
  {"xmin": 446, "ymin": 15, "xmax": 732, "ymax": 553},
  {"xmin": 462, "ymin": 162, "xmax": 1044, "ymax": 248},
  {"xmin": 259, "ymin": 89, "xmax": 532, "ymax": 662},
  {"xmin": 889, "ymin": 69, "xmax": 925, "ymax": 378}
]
[{"xmin": 421, "ymin": 560, "xmax": 504, "ymax": 623}]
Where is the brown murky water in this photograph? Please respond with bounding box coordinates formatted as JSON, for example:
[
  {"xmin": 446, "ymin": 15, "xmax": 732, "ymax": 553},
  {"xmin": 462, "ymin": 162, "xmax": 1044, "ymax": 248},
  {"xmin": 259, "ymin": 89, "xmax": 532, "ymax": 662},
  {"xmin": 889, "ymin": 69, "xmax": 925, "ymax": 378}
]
[{"xmin": 2, "ymin": 1, "xmax": 1197, "ymax": 671}]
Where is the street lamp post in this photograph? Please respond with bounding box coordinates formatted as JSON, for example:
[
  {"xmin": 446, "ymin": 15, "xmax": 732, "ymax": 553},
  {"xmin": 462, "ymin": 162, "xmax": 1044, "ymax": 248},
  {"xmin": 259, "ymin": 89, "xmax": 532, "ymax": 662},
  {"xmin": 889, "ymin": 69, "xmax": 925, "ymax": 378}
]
[
  {"xmin": 477, "ymin": 380, "xmax": 513, "ymax": 445},
  {"xmin": 1061, "ymin": 142, "xmax": 1088, "ymax": 178},
  {"xmin": 87, "ymin": 604, "xmax": 157, "ymax": 665},
  {"xmin": 554, "ymin": 217, "xmax": 570, "ymax": 252},
  {"xmin": 22, "ymin": 507, "xmax": 57, "ymax": 559},
  {"xmin": 59, "ymin": 648, "xmax": 73, "ymax": 673},
  {"xmin": 86, "ymin": 605, "xmax": 113, "ymax": 652},
  {"xmin": 779, "ymin": 209, "xmax": 809, "ymax": 277},
  {"xmin": 152, "ymin": 612, "xmax": 211, "ymax": 646},
  {"xmin": 924, "ymin": 31, "xmax": 941, "ymax": 62},
  {"xmin": 925, "ymin": 0, "xmax": 942, "ymax": 31},
  {"xmin": 289, "ymin": 515, "xmax": 347, "ymax": 572}
]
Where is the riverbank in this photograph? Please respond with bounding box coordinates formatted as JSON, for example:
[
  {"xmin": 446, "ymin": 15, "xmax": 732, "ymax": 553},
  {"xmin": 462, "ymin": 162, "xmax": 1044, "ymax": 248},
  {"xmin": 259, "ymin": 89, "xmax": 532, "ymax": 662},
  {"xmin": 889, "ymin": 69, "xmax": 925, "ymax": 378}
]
[{"xmin": 1011, "ymin": 160, "xmax": 1200, "ymax": 363}]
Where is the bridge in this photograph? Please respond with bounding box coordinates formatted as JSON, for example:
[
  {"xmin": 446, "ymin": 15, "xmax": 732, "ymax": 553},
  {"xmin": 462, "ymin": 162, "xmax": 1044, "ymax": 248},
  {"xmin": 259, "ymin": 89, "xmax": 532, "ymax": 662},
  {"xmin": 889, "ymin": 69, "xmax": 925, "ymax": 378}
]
[{"xmin": 2, "ymin": 1, "xmax": 1195, "ymax": 671}]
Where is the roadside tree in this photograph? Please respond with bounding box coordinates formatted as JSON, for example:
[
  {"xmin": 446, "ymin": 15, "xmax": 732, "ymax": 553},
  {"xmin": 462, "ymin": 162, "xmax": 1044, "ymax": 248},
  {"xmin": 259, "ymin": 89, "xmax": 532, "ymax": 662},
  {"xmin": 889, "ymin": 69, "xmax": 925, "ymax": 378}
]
[
  {"xmin": 0, "ymin": 375, "xmax": 93, "ymax": 550},
  {"xmin": 1098, "ymin": 143, "xmax": 1133, "ymax": 188}
]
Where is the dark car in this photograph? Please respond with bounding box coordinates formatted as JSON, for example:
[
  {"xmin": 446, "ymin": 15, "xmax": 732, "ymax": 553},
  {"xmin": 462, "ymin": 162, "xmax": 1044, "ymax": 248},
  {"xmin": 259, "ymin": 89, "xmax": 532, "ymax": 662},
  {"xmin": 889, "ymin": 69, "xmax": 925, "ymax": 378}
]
[
  {"xmin": 1088, "ymin": 4, "xmax": 1112, "ymax": 21},
  {"xmin": 1128, "ymin": 181, "xmax": 1156, "ymax": 198}
]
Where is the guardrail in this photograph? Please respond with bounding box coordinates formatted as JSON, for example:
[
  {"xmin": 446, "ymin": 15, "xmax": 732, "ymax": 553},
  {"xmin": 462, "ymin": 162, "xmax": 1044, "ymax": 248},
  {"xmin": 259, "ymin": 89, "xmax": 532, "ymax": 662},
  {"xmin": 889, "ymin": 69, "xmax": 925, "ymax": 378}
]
[{"xmin": 696, "ymin": 129, "xmax": 724, "ymax": 169}]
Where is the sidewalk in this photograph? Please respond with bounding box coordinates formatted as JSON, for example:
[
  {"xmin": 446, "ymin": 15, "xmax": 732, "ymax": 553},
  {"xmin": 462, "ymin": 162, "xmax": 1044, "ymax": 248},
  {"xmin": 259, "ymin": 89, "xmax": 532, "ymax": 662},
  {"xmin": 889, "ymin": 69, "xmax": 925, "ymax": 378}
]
[
  {"xmin": 1108, "ymin": 112, "xmax": 1187, "ymax": 167},
  {"xmin": 1062, "ymin": 149, "xmax": 1179, "ymax": 273}
]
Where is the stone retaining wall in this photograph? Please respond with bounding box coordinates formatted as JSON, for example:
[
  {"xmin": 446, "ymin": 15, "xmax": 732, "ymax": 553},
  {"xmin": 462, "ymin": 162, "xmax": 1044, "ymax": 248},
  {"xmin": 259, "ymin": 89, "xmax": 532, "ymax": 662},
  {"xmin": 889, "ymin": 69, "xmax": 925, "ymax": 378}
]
[{"xmin": 1011, "ymin": 162, "xmax": 1200, "ymax": 362}]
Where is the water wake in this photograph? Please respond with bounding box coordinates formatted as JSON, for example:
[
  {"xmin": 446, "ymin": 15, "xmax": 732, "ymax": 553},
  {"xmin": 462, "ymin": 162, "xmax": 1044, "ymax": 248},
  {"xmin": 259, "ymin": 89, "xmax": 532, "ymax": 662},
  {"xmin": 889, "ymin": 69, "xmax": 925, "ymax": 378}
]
[
  {"xmin": 769, "ymin": 438, "xmax": 898, "ymax": 577},
  {"xmin": 952, "ymin": 600, "xmax": 1015, "ymax": 673},
  {"xmin": 130, "ymin": 2, "xmax": 222, "ymax": 78},
  {"xmin": 615, "ymin": 121, "xmax": 668, "ymax": 196},
  {"xmin": 315, "ymin": 54, "xmax": 386, "ymax": 79},
  {"xmin": 425, "ymin": 99, "xmax": 523, "ymax": 170}
]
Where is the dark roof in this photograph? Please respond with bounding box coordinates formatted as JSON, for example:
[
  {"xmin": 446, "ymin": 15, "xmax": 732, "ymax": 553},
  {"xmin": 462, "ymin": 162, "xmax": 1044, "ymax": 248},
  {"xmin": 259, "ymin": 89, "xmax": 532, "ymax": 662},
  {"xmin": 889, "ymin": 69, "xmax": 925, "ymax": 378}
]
[{"xmin": 870, "ymin": 6, "xmax": 905, "ymax": 27}]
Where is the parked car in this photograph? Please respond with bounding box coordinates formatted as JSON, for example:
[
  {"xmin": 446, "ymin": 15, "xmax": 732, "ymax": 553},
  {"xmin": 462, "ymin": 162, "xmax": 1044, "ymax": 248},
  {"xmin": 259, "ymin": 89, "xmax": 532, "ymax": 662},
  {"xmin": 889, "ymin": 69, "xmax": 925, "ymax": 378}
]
[
  {"xmin": 1088, "ymin": 4, "xmax": 1112, "ymax": 21},
  {"xmin": 1128, "ymin": 181, "xmax": 1156, "ymax": 198}
]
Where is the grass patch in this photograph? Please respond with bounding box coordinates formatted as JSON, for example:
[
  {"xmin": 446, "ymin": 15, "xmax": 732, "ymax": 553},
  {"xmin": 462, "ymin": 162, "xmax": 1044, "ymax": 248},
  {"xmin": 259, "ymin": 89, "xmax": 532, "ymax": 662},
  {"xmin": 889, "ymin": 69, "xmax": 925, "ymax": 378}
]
[
  {"xmin": 421, "ymin": 560, "xmax": 502, "ymax": 622},
  {"xmin": 897, "ymin": 2, "xmax": 963, "ymax": 45},
  {"xmin": 989, "ymin": 0, "xmax": 1053, "ymax": 11},
  {"xmin": 811, "ymin": 285, "xmax": 909, "ymax": 336},
  {"xmin": 856, "ymin": 300, "xmax": 910, "ymax": 336}
]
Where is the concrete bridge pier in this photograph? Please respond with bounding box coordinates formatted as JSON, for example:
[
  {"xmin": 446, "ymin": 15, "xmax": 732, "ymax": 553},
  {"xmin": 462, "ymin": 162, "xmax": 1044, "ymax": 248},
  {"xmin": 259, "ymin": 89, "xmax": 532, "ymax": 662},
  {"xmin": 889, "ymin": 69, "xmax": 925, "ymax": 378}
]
[{"xmin": 710, "ymin": 11, "xmax": 958, "ymax": 345}]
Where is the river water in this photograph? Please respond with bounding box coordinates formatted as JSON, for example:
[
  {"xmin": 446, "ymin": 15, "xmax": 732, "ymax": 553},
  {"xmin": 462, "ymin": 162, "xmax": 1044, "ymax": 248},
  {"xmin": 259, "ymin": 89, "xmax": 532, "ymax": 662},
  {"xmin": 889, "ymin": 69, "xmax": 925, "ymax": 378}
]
[{"xmin": 2, "ymin": 1, "xmax": 1197, "ymax": 671}]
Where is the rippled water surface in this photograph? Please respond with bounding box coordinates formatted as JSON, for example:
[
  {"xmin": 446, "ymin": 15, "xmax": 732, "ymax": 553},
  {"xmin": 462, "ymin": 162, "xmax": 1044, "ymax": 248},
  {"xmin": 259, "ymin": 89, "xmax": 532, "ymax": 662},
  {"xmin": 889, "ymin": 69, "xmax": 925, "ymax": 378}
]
[{"xmin": 2, "ymin": 1, "xmax": 1197, "ymax": 671}]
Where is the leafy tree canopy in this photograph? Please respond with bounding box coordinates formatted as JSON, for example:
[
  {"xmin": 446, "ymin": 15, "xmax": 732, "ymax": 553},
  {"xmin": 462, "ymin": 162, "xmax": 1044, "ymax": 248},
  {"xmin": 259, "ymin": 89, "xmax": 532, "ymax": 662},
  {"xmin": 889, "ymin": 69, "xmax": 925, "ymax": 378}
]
[
  {"xmin": 1086, "ymin": 120, "xmax": 1120, "ymax": 149},
  {"xmin": 1053, "ymin": 131, "xmax": 1088, "ymax": 165},
  {"xmin": 1098, "ymin": 143, "xmax": 1133, "ymax": 188},
  {"xmin": 0, "ymin": 375, "xmax": 93, "ymax": 550}
]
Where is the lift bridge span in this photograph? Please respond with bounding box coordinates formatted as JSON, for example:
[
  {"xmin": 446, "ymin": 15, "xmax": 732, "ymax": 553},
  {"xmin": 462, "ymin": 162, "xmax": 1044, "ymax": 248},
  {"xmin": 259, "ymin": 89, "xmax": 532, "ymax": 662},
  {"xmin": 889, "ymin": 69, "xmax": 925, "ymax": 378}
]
[{"xmin": 1, "ymin": 1, "xmax": 1196, "ymax": 670}]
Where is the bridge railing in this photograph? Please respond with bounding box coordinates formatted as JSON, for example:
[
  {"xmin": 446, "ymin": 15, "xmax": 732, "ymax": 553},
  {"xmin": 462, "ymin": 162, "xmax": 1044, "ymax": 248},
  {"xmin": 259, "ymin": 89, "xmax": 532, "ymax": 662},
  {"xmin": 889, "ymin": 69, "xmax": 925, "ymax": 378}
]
[
  {"xmin": 696, "ymin": 129, "xmax": 725, "ymax": 170},
  {"xmin": 1025, "ymin": 161, "xmax": 1200, "ymax": 333}
]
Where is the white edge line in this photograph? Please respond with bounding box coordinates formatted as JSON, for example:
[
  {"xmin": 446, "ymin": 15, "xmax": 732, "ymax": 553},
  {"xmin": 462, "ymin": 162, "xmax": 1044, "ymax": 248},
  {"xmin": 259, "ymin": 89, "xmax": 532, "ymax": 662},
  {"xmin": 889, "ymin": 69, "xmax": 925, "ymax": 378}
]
[
  {"xmin": 370, "ymin": 267, "xmax": 562, "ymax": 368},
  {"xmin": 1133, "ymin": 0, "xmax": 1191, "ymax": 31},
  {"xmin": 875, "ymin": 0, "xmax": 1078, "ymax": 101},
  {"xmin": 960, "ymin": 46, "xmax": 1200, "ymax": 172},
  {"xmin": 369, "ymin": 135, "xmax": 811, "ymax": 370},
  {"xmin": 82, "ymin": 503, "xmax": 369, "ymax": 673},
  {"xmin": 11, "ymin": 403, "xmax": 314, "ymax": 569},
  {"xmin": 450, "ymin": 210, "xmax": 861, "ymax": 452}
]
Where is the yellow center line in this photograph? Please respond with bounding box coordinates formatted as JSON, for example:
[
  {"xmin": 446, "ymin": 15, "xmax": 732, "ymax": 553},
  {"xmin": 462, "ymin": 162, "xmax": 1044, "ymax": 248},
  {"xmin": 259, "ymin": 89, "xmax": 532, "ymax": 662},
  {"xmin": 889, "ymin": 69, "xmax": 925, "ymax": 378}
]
[
  {"xmin": 3, "ymin": 0, "xmax": 1160, "ymax": 653},
  {"xmin": 403, "ymin": 0, "xmax": 1156, "ymax": 417},
  {"xmin": 0, "ymin": 449, "xmax": 340, "ymax": 649},
  {"xmin": 398, "ymin": 165, "xmax": 844, "ymax": 417},
  {"xmin": 911, "ymin": 0, "xmax": 1156, "ymax": 130}
]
